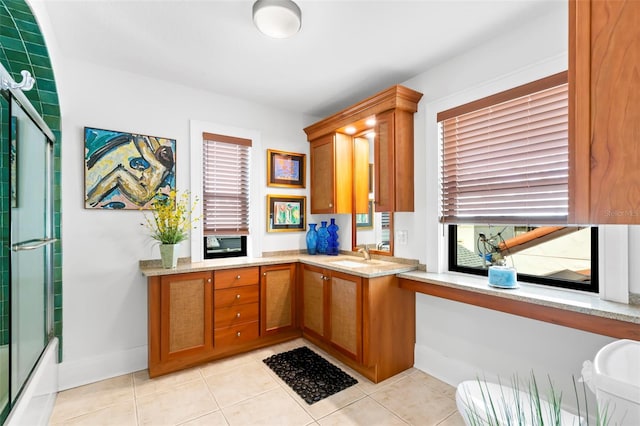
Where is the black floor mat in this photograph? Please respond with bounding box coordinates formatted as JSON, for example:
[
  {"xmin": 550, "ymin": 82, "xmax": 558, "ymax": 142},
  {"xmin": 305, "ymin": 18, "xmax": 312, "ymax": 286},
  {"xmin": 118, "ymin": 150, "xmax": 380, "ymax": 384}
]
[{"xmin": 263, "ymin": 346, "xmax": 358, "ymax": 405}]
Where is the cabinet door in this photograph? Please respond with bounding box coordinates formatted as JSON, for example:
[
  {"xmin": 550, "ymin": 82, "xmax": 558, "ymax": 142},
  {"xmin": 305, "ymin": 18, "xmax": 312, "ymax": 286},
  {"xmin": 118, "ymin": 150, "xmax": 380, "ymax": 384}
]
[
  {"xmin": 260, "ymin": 264, "xmax": 296, "ymax": 336},
  {"xmin": 159, "ymin": 271, "xmax": 213, "ymax": 361},
  {"xmin": 374, "ymin": 110, "xmax": 395, "ymax": 212},
  {"xmin": 354, "ymin": 136, "xmax": 370, "ymax": 215},
  {"xmin": 329, "ymin": 271, "xmax": 362, "ymax": 362},
  {"xmin": 310, "ymin": 133, "xmax": 353, "ymax": 214},
  {"xmin": 570, "ymin": 0, "xmax": 640, "ymax": 224},
  {"xmin": 310, "ymin": 135, "xmax": 336, "ymax": 214},
  {"xmin": 302, "ymin": 265, "xmax": 326, "ymax": 337}
]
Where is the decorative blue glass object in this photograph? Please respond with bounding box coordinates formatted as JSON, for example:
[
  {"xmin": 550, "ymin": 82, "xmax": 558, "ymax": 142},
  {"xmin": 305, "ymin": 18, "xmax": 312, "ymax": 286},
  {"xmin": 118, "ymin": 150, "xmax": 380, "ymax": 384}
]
[
  {"xmin": 306, "ymin": 223, "xmax": 318, "ymax": 255},
  {"xmin": 317, "ymin": 221, "xmax": 329, "ymax": 254},
  {"xmin": 327, "ymin": 218, "xmax": 339, "ymax": 255}
]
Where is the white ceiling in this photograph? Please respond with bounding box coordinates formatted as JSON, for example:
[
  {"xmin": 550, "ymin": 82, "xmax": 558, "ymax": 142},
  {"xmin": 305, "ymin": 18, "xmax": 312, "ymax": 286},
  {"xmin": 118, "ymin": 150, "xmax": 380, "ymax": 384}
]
[{"xmin": 39, "ymin": 0, "xmax": 565, "ymax": 118}]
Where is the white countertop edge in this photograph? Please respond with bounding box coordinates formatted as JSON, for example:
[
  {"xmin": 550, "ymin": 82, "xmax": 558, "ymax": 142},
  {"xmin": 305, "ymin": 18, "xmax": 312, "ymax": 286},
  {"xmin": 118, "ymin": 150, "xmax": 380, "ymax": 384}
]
[{"xmin": 397, "ymin": 270, "xmax": 640, "ymax": 325}]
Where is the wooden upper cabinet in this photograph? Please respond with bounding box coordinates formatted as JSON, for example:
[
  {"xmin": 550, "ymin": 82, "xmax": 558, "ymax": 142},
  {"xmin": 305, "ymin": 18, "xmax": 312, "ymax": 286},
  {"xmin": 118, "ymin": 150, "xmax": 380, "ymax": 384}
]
[
  {"xmin": 374, "ymin": 109, "xmax": 415, "ymax": 212},
  {"xmin": 304, "ymin": 85, "xmax": 423, "ymax": 214},
  {"xmin": 309, "ymin": 133, "xmax": 353, "ymax": 214},
  {"xmin": 570, "ymin": 0, "xmax": 640, "ymax": 224}
]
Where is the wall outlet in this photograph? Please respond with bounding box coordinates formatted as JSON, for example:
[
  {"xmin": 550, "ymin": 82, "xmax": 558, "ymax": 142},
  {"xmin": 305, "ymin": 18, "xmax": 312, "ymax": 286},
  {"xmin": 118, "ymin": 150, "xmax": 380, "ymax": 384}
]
[{"xmin": 396, "ymin": 230, "xmax": 408, "ymax": 245}]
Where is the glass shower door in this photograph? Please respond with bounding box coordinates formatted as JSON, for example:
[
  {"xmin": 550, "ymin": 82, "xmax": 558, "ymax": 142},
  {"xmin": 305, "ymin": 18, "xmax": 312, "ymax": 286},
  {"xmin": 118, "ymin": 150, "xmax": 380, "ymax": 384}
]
[
  {"xmin": 9, "ymin": 98, "xmax": 53, "ymax": 401},
  {"xmin": 0, "ymin": 90, "xmax": 10, "ymax": 421}
]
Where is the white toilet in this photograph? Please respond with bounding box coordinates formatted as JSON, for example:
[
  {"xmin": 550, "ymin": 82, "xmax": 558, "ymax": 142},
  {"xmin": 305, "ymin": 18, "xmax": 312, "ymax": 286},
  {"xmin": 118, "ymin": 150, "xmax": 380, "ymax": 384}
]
[{"xmin": 455, "ymin": 339, "xmax": 640, "ymax": 426}]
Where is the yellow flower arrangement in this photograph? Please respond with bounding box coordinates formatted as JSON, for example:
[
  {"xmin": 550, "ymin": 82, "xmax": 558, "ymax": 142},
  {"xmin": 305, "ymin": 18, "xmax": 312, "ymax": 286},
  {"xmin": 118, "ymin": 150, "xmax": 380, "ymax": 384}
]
[{"xmin": 143, "ymin": 190, "xmax": 199, "ymax": 244}]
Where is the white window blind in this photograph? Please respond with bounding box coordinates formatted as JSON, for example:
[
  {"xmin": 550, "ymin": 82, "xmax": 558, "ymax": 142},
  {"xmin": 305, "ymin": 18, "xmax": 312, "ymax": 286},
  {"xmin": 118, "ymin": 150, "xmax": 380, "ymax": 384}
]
[
  {"xmin": 202, "ymin": 132, "xmax": 251, "ymax": 235},
  {"xmin": 438, "ymin": 72, "xmax": 569, "ymax": 224}
]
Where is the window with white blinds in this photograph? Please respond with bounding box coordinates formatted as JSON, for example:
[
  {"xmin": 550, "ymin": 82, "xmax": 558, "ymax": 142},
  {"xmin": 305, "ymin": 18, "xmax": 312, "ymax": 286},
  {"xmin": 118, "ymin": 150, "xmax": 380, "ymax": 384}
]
[
  {"xmin": 202, "ymin": 132, "xmax": 251, "ymax": 235},
  {"xmin": 438, "ymin": 72, "xmax": 568, "ymax": 224}
]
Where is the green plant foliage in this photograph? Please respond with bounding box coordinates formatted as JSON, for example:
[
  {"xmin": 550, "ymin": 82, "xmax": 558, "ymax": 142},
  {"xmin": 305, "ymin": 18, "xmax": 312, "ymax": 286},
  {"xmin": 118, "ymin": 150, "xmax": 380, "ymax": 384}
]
[
  {"xmin": 142, "ymin": 190, "xmax": 199, "ymax": 244},
  {"xmin": 458, "ymin": 372, "xmax": 612, "ymax": 426}
]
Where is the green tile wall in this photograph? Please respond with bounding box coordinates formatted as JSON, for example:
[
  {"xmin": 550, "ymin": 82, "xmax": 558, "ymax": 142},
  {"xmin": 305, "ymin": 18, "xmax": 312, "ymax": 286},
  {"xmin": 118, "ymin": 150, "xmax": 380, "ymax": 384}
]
[{"xmin": 0, "ymin": 0, "xmax": 62, "ymax": 355}]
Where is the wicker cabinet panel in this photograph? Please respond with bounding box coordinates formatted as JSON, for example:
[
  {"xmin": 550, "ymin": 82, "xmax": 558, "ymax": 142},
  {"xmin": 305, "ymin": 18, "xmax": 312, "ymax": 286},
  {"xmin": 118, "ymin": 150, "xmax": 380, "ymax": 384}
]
[
  {"xmin": 302, "ymin": 266, "xmax": 325, "ymax": 337},
  {"xmin": 330, "ymin": 274, "xmax": 362, "ymax": 360},
  {"xmin": 168, "ymin": 279, "xmax": 206, "ymax": 353},
  {"xmin": 309, "ymin": 133, "xmax": 353, "ymax": 214},
  {"xmin": 152, "ymin": 271, "xmax": 214, "ymax": 370},
  {"xmin": 214, "ymin": 267, "xmax": 259, "ymax": 289},
  {"xmin": 261, "ymin": 264, "xmax": 296, "ymax": 336}
]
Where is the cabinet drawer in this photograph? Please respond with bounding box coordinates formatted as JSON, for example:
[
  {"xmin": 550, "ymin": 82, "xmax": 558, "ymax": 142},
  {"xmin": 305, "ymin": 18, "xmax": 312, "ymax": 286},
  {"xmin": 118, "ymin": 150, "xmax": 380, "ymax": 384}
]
[
  {"xmin": 215, "ymin": 285, "xmax": 259, "ymax": 308},
  {"xmin": 215, "ymin": 267, "xmax": 260, "ymax": 289},
  {"xmin": 214, "ymin": 303, "xmax": 259, "ymax": 328},
  {"xmin": 214, "ymin": 321, "xmax": 259, "ymax": 347}
]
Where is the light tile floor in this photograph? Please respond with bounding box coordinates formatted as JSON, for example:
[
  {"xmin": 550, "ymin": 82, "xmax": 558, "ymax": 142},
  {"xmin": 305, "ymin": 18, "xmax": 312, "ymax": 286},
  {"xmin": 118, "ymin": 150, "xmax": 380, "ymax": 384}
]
[{"xmin": 49, "ymin": 338, "xmax": 466, "ymax": 426}]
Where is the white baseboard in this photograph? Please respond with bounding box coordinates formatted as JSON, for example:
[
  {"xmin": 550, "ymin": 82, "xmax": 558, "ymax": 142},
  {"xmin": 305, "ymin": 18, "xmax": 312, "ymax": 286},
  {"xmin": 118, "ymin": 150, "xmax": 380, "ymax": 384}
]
[
  {"xmin": 414, "ymin": 342, "xmax": 494, "ymax": 389},
  {"xmin": 58, "ymin": 345, "xmax": 147, "ymax": 391}
]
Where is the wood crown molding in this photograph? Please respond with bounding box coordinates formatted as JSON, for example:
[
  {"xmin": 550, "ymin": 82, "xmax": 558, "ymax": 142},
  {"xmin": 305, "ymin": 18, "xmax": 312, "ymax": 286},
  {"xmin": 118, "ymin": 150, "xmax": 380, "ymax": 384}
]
[{"xmin": 303, "ymin": 85, "xmax": 423, "ymax": 142}]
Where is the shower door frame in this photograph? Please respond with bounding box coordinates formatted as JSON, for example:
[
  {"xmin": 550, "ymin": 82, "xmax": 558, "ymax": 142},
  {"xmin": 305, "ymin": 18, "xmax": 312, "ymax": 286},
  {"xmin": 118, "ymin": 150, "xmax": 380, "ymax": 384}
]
[{"xmin": 1, "ymin": 70, "xmax": 57, "ymax": 422}]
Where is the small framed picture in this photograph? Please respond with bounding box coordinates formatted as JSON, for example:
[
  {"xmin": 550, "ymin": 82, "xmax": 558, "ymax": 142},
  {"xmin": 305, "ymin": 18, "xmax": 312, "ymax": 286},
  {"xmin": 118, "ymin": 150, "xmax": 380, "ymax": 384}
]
[
  {"xmin": 267, "ymin": 194, "xmax": 306, "ymax": 232},
  {"xmin": 267, "ymin": 149, "xmax": 305, "ymax": 188},
  {"xmin": 356, "ymin": 200, "xmax": 374, "ymax": 229}
]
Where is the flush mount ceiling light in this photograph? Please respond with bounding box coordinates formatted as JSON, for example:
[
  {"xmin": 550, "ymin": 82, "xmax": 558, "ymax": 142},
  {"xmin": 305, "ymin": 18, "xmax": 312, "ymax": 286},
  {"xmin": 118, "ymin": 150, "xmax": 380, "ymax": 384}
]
[{"xmin": 253, "ymin": 0, "xmax": 302, "ymax": 39}]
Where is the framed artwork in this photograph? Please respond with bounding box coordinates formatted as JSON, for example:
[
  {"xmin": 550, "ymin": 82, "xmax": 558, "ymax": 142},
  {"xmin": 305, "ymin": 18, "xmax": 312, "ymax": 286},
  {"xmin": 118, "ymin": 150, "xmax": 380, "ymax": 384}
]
[
  {"xmin": 267, "ymin": 194, "xmax": 306, "ymax": 232},
  {"xmin": 10, "ymin": 116, "xmax": 17, "ymax": 207},
  {"xmin": 267, "ymin": 149, "xmax": 305, "ymax": 188},
  {"xmin": 356, "ymin": 200, "xmax": 374, "ymax": 229},
  {"xmin": 84, "ymin": 127, "xmax": 176, "ymax": 210}
]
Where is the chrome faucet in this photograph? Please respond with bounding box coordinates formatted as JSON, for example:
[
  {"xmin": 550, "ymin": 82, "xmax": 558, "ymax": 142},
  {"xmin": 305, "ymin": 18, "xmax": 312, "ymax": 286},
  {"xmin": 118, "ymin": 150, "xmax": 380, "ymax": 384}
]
[{"xmin": 358, "ymin": 245, "xmax": 371, "ymax": 261}]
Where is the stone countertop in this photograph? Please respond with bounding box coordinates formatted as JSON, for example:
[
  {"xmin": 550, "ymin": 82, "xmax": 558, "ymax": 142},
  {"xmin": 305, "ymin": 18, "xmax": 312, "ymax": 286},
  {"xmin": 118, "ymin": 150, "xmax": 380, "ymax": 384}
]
[
  {"xmin": 398, "ymin": 270, "xmax": 640, "ymax": 325},
  {"xmin": 140, "ymin": 253, "xmax": 419, "ymax": 279}
]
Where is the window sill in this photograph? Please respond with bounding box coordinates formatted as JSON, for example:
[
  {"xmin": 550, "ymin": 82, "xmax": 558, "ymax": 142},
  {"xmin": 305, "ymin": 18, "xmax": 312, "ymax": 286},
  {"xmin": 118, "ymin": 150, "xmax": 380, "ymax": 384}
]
[{"xmin": 397, "ymin": 271, "xmax": 640, "ymax": 340}]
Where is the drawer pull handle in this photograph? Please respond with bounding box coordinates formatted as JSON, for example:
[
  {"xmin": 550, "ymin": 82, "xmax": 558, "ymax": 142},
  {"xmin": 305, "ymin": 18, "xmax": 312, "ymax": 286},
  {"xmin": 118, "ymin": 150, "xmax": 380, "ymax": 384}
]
[
  {"xmin": 236, "ymin": 331, "xmax": 241, "ymax": 337},
  {"xmin": 207, "ymin": 278, "xmax": 211, "ymax": 283},
  {"xmin": 236, "ymin": 294, "xmax": 241, "ymax": 299},
  {"xmin": 236, "ymin": 312, "xmax": 241, "ymax": 318},
  {"xmin": 236, "ymin": 275, "xmax": 241, "ymax": 279}
]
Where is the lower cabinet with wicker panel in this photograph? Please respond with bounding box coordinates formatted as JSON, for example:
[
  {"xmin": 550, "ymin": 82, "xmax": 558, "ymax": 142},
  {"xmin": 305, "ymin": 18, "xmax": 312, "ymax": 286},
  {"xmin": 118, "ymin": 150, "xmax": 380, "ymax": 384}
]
[
  {"xmin": 300, "ymin": 263, "xmax": 415, "ymax": 383},
  {"xmin": 261, "ymin": 263, "xmax": 297, "ymax": 336},
  {"xmin": 147, "ymin": 265, "xmax": 301, "ymax": 378}
]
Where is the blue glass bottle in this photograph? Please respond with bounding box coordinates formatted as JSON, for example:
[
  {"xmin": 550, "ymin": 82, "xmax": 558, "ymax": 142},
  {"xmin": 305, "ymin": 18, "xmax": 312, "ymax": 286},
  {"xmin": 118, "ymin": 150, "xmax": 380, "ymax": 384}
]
[
  {"xmin": 317, "ymin": 221, "xmax": 329, "ymax": 254},
  {"xmin": 327, "ymin": 218, "xmax": 339, "ymax": 255},
  {"xmin": 306, "ymin": 223, "xmax": 318, "ymax": 255}
]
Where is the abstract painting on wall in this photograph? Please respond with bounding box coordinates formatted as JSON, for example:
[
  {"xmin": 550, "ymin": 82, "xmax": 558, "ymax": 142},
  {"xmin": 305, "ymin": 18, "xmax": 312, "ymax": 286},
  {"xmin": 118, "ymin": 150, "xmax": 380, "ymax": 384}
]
[{"xmin": 84, "ymin": 127, "xmax": 176, "ymax": 210}]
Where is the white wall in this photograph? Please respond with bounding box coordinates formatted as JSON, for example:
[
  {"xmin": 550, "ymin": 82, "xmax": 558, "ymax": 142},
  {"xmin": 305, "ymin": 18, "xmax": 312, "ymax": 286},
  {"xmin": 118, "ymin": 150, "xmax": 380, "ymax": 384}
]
[
  {"xmin": 401, "ymin": 2, "xmax": 635, "ymax": 414},
  {"xmin": 51, "ymin": 56, "xmax": 314, "ymax": 389}
]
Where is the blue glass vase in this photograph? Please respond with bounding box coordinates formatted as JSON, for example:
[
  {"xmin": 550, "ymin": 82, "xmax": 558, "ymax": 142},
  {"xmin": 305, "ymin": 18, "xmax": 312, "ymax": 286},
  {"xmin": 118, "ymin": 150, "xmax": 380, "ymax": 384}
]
[
  {"xmin": 306, "ymin": 223, "xmax": 318, "ymax": 255},
  {"xmin": 317, "ymin": 221, "xmax": 329, "ymax": 254},
  {"xmin": 327, "ymin": 218, "xmax": 339, "ymax": 255}
]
